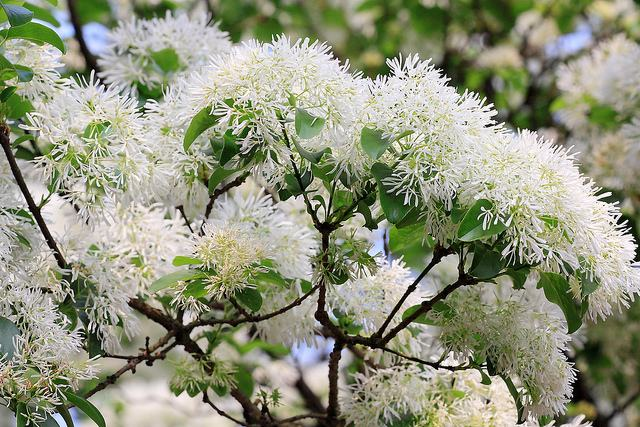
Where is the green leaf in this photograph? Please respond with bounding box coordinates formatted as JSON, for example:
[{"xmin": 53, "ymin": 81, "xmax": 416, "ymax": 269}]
[
  {"xmin": 208, "ymin": 167, "xmax": 237, "ymax": 194},
  {"xmin": 537, "ymin": 272, "xmax": 582, "ymax": 334},
  {"xmin": 1, "ymin": 3, "xmax": 33, "ymax": 27},
  {"xmin": 0, "ymin": 22, "xmax": 65, "ymax": 53},
  {"xmin": 150, "ymin": 47, "xmax": 181, "ymax": 73},
  {"xmin": 149, "ymin": 269, "xmax": 206, "ymax": 293},
  {"xmin": 294, "ymin": 108, "xmax": 325, "ymax": 139},
  {"xmin": 23, "ymin": 3, "xmax": 60, "ymax": 27},
  {"xmin": 577, "ymin": 270, "xmax": 600, "ymax": 299},
  {"xmin": 235, "ymin": 365, "xmax": 254, "ymax": 397},
  {"xmin": 235, "ymin": 287, "xmax": 262, "ymax": 312},
  {"xmin": 588, "ymin": 104, "xmax": 618, "ymax": 129},
  {"xmin": 388, "ymin": 224, "xmax": 434, "ymax": 269},
  {"xmin": 14, "ymin": 65, "xmax": 33, "ymax": 82},
  {"xmin": 56, "ymin": 404, "xmax": 75, "ymax": 427},
  {"xmin": 172, "ymin": 256, "xmax": 202, "ymax": 267},
  {"xmin": 501, "ymin": 375, "xmax": 526, "ymax": 424},
  {"xmin": 401, "ymin": 304, "xmax": 435, "ymax": 325},
  {"xmin": 15, "ymin": 402, "xmax": 27, "ymax": 427},
  {"xmin": 184, "ymin": 107, "xmax": 219, "ymax": 151},
  {"xmin": 457, "ymin": 199, "xmax": 508, "ymax": 242},
  {"xmin": 505, "ymin": 266, "xmax": 530, "ymax": 290},
  {"xmin": 291, "ymin": 135, "xmax": 329, "ymax": 164},
  {"xmin": 469, "ymin": 243, "xmax": 505, "ymax": 280},
  {"xmin": 62, "ymin": 391, "xmax": 105, "ymax": 427},
  {"xmin": 371, "ymin": 162, "xmax": 413, "ymax": 224},
  {"xmin": 360, "ymin": 127, "xmax": 391, "ymax": 159},
  {"xmin": 0, "ymin": 316, "xmax": 20, "ymax": 359}
]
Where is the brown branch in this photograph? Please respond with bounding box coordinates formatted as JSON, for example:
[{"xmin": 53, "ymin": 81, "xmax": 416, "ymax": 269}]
[
  {"xmin": 0, "ymin": 124, "xmax": 67, "ymax": 269},
  {"xmin": 187, "ymin": 284, "xmax": 320, "ymax": 330},
  {"xmin": 294, "ymin": 373, "xmax": 325, "ymax": 414},
  {"xmin": 200, "ymin": 172, "xmax": 249, "ymax": 234},
  {"xmin": 177, "ymin": 205, "xmax": 194, "ymax": 233},
  {"xmin": 67, "ymin": 0, "xmax": 99, "ymax": 74},
  {"xmin": 84, "ymin": 332, "xmax": 176, "ymax": 399},
  {"xmin": 326, "ymin": 342, "xmax": 343, "ymax": 425},
  {"xmin": 202, "ymin": 392, "xmax": 248, "ymax": 426},
  {"xmin": 372, "ymin": 244, "xmax": 451, "ymax": 338},
  {"xmin": 380, "ymin": 275, "xmax": 476, "ymax": 346}
]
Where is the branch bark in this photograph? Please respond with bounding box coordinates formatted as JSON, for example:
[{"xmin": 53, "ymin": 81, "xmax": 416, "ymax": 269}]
[{"xmin": 67, "ymin": 0, "xmax": 100, "ymax": 74}]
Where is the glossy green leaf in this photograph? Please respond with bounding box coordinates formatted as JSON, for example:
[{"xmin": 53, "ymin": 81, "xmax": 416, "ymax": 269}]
[
  {"xmin": 469, "ymin": 243, "xmax": 505, "ymax": 280},
  {"xmin": 15, "ymin": 402, "xmax": 27, "ymax": 427},
  {"xmin": 0, "ymin": 22, "xmax": 65, "ymax": 53},
  {"xmin": 537, "ymin": 272, "xmax": 582, "ymax": 334},
  {"xmin": 63, "ymin": 391, "xmax": 105, "ymax": 427},
  {"xmin": 149, "ymin": 269, "xmax": 206, "ymax": 293},
  {"xmin": 457, "ymin": 199, "xmax": 508, "ymax": 242},
  {"xmin": 0, "ymin": 316, "xmax": 20, "ymax": 359},
  {"xmin": 23, "ymin": 3, "xmax": 60, "ymax": 27},
  {"xmin": 371, "ymin": 162, "xmax": 413, "ymax": 224},
  {"xmin": 56, "ymin": 404, "xmax": 75, "ymax": 427},
  {"xmin": 294, "ymin": 108, "xmax": 325, "ymax": 139},
  {"xmin": 172, "ymin": 256, "xmax": 202, "ymax": 267},
  {"xmin": 236, "ymin": 287, "xmax": 262, "ymax": 312},
  {"xmin": 1, "ymin": 3, "xmax": 33, "ymax": 27},
  {"xmin": 360, "ymin": 127, "xmax": 391, "ymax": 159},
  {"xmin": 150, "ymin": 47, "xmax": 181, "ymax": 73},
  {"xmin": 291, "ymin": 135, "xmax": 328, "ymax": 164},
  {"xmin": 208, "ymin": 167, "xmax": 237, "ymax": 194},
  {"xmin": 184, "ymin": 107, "xmax": 219, "ymax": 151}
]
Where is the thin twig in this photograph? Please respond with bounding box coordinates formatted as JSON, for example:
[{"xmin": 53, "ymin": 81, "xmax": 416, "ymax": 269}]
[
  {"xmin": 0, "ymin": 125, "xmax": 67, "ymax": 269},
  {"xmin": 200, "ymin": 172, "xmax": 249, "ymax": 234},
  {"xmin": 177, "ymin": 205, "xmax": 194, "ymax": 233},
  {"xmin": 202, "ymin": 392, "xmax": 248, "ymax": 426},
  {"xmin": 84, "ymin": 333, "xmax": 177, "ymax": 399},
  {"xmin": 373, "ymin": 244, "xmax": 451, "ymax": 338}
]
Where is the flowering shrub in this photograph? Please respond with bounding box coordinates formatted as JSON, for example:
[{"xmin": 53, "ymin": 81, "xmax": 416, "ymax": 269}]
[{"xmin": 0, "ymin": 4, "xmax": 638, "ymax": 427}]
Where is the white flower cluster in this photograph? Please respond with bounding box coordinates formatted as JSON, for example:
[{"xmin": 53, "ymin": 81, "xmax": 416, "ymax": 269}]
[
  {"xmin": 188, "ymin": 186, "xmax": 316, "ymax": 303},
  {"xmin": 26, "ymin": 74, "xmax": 147, "ymax": 220},
  {"xmin": 65, "ymin": 203, "xmax": 190, "ymax": 352},
  {"xmin": 0, "ymin": 161, "xmax": 95, "ymax": 423},
  {"xmin": 367, "ymin": 56, "xmax": 640, "ymax": 319},
  {"xmin": 342, "ymin": 364, "xmax": 591, "ymax": 427},
  {"xmin": 433, "ymin": 281, "xmax": 574, "ymax": 416},
  {"xmin": 98, "ymin": 12, "xmax": 231, "ymax": 97},
  {"xmin": 556, "ymin": 35, "xmax": 640, "ymax": 199},
  {"xmin": 188, "ymin": 36, "xmax": 368, "ymax": 184}
]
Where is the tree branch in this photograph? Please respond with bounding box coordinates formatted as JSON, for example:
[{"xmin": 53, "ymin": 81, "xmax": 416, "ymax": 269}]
[
  {"xmin": 0, "ymin": 124, "xmax": 67, "ymax": 269},
  {"xmin": 373, "ymin": 244, "xmax": 451, "ymax": 338},
  {"xmin": 84, "ymin": 332, "xmax": 176, "ymax": 399},
  {"xmin": 326, "ymin": 341, "xmax": 343, "ymax": 425},
  {"xmin": 67, "ymin": 0, "xmax": 100, "ymax": 74},
  {"xmin": 200, "ymin": 172, "xmax": 249, "ymax": 234}
]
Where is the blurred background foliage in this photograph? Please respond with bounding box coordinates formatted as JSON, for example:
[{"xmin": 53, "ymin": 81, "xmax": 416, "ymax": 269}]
[{"xmin": 11, "ymin": 0, "xmax": 640, "ymax": 425}]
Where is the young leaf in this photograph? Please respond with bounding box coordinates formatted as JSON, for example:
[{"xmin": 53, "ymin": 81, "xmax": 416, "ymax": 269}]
[
  {"xmin": 457, "ymin": 199, "xmax": 507, "ymax": 242},
  {"xmin": 371, "ymin": 162, "xmax": 413, "ymax": 224},
  {"xmin": 291, "ymin": 136, "xmax": 328, "ymax": 164},
  {"xmin": 1, "ymin": 3, "xmax": 33, "ymax": 27},
  {"xmin": 184, "ymin": 107, "xmax": 219, "ymax": 151},
  {"xmin": 0, "ymin": 22, "xmax": 65, "ymax": 53},
  {"xmin": 360, "ymin": 127, "xmax": 391, "ymax": 159},
  {"xmin": 236, "ymin": 287, "xmax": 262, "ymax": 312},
  {"xmin": 15, "ymin": 402, "xmax": 27, "ymax": 427},
  {"xmin": 150, "ymin": 47, "xmax": 181, "ymax": 73},
  {"xmin": 62, "ymin": 391, "xmax": 106, "ymax": 427},
  {"xmin": 149, "ymin": 269, "xmax": 206, "ymax": 293},
  {"xmin": 172, "ymin": 256, "xmax": 202, "ymax": 267},
  {"xmin": 208, "ymin": 167, "xmax": 237, "ymax": 194},
  {"xmin": 294, "ymin": 108, "xmax": 325, "ymax": 139},
  {"xmin": 401, "ymin": 304, "xmax": 435, "ymax": 325},
  {"xmin": 0, "ymin": 316, "xmax": 20, "ymax": 359},
  {"xmin": 537, "ymin": 272, "xmax": 582, "ymax": 334}
]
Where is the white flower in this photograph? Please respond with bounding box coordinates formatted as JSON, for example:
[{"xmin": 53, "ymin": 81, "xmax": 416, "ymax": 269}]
[
  {"xmin": 25, "ymin": 74, "xmax": 147, "ymax": 221},
  {"xmin": 433, "ymin": 281, "xmax": 574, "ymax": 416},
  {"xmin": 98, "ymin": 12, "xmax": 231, "ymax": 96}
]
